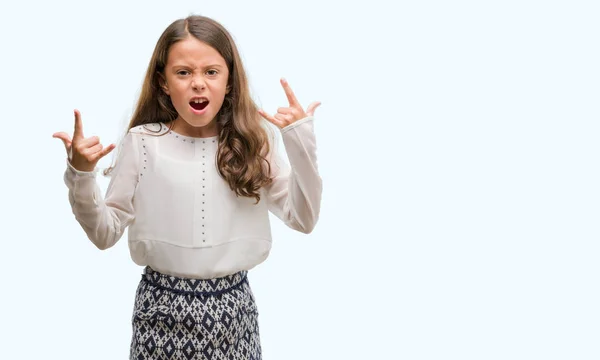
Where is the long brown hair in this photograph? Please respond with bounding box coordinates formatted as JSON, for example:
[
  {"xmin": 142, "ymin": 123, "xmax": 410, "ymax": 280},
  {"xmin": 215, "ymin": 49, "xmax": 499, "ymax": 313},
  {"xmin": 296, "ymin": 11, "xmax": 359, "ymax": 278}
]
[{"xmin": 106, "ymin": 15, "xmax": 273, "ymax": 203}]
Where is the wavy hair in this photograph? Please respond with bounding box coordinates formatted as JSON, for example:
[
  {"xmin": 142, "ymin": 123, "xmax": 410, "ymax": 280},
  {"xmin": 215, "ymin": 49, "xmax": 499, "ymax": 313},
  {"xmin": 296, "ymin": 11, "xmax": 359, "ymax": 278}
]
[{"xmin": 106, "ymin": 15, "xmax": 273, "ymax": 203}]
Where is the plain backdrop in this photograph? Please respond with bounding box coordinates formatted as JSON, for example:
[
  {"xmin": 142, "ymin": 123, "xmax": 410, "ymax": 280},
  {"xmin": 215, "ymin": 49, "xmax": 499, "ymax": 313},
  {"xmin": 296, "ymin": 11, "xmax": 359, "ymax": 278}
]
[{"xmin": 1, "ymin": 0, "xmax": 599, "ymax": 359}]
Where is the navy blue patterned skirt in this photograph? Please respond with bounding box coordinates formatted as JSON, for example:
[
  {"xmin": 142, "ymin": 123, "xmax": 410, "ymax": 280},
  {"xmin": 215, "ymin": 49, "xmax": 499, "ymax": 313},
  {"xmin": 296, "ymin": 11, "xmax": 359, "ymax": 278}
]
[{"xmin": 130, "ymin": 266, "xmax": 261, "ymax": 360}]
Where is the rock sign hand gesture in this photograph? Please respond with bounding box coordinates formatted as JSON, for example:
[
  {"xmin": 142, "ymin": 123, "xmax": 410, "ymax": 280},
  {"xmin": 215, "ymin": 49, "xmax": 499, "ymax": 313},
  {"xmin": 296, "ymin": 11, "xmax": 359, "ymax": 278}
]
[
  {"xmin": 258, "ymin": 78, "xmax": 320, "ymax": 129},
  {"xmin": 53, "ymin": 110, "xmax": 116, "ymax": 172}
]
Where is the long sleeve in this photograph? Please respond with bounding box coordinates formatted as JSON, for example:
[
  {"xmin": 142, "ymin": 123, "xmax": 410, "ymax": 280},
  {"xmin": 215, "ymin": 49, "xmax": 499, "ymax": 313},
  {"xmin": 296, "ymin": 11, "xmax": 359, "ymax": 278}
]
[
  {"xmin": 63, "ymin": 131, "xmax": 139, "ymax": 249},
  {"xmin": 265, "ymin": 116, "xmax": 323, "ymax": 234}
]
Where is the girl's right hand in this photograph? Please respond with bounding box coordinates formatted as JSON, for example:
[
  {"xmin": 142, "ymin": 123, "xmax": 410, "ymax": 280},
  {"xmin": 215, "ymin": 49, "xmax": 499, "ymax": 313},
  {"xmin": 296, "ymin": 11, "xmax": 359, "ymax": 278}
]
[{"xmin": 53, "ymin": 109, "xmax": 116, "ymax": 172}]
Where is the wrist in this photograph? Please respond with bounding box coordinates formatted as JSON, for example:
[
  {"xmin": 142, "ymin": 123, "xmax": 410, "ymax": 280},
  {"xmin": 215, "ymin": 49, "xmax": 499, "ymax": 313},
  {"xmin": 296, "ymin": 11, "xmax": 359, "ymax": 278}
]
[
  {"xmin": 67, "ymin": 159, "xmax": 96, "ymax": 174},
  {"xmin": 70, "ymin": 154, "xmax": 96, "ymax": 172}
]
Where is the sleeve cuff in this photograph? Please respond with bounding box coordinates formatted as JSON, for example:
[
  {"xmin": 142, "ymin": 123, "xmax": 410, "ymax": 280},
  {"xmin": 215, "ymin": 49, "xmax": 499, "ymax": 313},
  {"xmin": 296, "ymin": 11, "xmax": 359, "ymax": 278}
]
[{"xmin": 281, "ymin": 116, "xmax": 314, "ymax": 134}]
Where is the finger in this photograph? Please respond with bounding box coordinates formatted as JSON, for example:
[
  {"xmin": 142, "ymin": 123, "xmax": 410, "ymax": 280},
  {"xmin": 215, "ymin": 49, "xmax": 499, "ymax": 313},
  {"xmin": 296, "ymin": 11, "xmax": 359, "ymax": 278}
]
[
  {"xmin": 277, "ymin": 107, "xmax": 293, "ymax": 115},
  {"xmin": 280, "ymin": 78, "xmax": 300, "ymax": 108},
  {"xmin": 306, "ymin": 101, "xmax": 321, "ymax": 116},
  {"xmin": 73, "ymin": 109, "xmax": 84, "ymax": 140},
  {"xmin": 97, "ymin": 144, "xmax": 116, "ymax": 159},
  {"xmin": 52, "ymin": 132, "xmax": 72, "ymax": 152},
  {"xmin": 78, "ymin": 136, "xmax": 101, "ymax": 149},
  {"xmin": 258, "ymin": 109, "xmax": 277, "ymax": 123},
  {"xmin": 52, "ymin": 132, "xmax": 71, "ymax": 144},
  {"xmin": 274, "ymin": 113, "xmax": 293, "ymax": 124},
  {"xmin": 83, "ymin": 143, "xmax": 103, "ymax": 156},
  {"xmin": 259, "ymin": 109, "xmax": 284, "ymax": 128},
  {"xmin": 91, "ymin": 143, "xmax": 116, "ymax": 161},
  {"xmin": 268, "ymin": 118, "xmax": 285, "ymax": 129}
]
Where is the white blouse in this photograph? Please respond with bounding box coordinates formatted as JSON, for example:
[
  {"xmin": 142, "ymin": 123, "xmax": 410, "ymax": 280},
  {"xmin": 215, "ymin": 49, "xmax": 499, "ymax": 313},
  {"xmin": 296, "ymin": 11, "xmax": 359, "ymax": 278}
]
[{"xmin": 63, "ymin": 116, "xmax": 322, "ymax": 279}]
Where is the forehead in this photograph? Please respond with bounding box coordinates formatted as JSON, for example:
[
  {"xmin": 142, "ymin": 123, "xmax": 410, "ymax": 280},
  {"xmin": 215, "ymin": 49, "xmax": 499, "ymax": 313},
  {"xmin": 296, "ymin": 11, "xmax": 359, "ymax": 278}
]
[{"xmin": 166, "ymin": 36, "xmax": 226, "ymax": 67}]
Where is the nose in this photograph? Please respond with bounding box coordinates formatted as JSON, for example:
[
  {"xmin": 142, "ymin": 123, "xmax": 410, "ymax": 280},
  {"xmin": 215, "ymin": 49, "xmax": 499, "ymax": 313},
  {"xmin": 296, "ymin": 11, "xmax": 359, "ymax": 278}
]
[{"xmin": 191, "ymin": 75, "xmax": 206, "ymax": 91}]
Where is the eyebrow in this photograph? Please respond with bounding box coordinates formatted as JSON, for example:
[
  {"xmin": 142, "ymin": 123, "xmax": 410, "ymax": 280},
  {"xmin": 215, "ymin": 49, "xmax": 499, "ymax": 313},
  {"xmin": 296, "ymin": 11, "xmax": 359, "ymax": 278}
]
[{"xmin": 170, "ymin": 64, "xmax": 224, "ymax": 69}]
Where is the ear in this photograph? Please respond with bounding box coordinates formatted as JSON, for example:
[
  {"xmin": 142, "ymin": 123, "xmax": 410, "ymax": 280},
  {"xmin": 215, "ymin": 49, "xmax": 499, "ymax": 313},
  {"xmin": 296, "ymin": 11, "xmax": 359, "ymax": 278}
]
[
  {"xmin": 225, "ymin": 85, "xmax": 231, "ymax": 95},
  {"xmin": 157, "ymin": 72, "xmax": 170, "ymax": 95}
]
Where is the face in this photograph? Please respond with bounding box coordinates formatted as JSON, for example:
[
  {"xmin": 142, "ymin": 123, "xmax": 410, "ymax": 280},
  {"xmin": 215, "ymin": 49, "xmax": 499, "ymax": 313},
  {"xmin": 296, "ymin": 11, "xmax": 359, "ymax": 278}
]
[{"xmin": 161, "ymin": 36, "xmax": 230, "ymax": 133}]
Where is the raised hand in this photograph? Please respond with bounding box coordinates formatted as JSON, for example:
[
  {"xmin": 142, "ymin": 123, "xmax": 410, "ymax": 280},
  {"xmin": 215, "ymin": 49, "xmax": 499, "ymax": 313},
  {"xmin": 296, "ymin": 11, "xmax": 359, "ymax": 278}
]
[
  {"xmin": 53, "ymin": 110, "xmax": 116, "ymax": 172},
  {"xmin": 258, "ymin": 78, "xmax": 320, "ymax": 129}
]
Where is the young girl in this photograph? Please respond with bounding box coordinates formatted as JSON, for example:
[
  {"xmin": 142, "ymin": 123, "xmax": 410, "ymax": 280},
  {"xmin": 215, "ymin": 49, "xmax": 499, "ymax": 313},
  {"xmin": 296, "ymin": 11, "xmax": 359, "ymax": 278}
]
[{"xmin": 53, "ymin": 15, "xmax": 322, "ymax": 360}]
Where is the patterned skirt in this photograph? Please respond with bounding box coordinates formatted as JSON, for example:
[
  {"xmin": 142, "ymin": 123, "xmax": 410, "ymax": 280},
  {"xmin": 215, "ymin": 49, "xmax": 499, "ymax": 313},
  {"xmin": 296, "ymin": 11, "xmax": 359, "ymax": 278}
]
[{"xmin": 130, "ymin": 266, "xmax": 261, "ymax": 360}]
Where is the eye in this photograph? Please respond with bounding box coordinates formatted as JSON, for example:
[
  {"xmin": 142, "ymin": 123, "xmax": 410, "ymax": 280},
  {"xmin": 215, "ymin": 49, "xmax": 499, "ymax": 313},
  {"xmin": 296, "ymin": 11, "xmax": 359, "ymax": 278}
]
[
  {"xmin": 177, "ymin": 70, "xmax": 190, "ymax": 76},
  {"xmin": 206, "ymin": 69, "xmax": 218, "ymax": 76}
]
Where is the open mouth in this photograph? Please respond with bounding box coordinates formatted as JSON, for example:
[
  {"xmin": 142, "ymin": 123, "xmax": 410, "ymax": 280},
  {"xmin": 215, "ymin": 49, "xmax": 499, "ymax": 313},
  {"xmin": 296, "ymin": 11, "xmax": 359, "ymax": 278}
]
[{"xmin": 190, "ymin": 98, "xmax": 209, "ymax": 111}]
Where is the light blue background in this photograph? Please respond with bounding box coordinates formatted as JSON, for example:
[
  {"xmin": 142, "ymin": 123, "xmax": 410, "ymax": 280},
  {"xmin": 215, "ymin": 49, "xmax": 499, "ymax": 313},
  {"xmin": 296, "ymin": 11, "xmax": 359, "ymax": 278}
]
[{"xmin": 1, "ymin": 0, "xmax": 599, "ymax": 359}]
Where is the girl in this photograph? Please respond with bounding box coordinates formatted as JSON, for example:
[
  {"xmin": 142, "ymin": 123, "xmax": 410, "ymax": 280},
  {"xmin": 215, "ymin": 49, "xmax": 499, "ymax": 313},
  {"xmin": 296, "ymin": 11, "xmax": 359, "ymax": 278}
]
[{"xmin": 53, "ymin": 15, "xmax": 322, "ymax": 360}]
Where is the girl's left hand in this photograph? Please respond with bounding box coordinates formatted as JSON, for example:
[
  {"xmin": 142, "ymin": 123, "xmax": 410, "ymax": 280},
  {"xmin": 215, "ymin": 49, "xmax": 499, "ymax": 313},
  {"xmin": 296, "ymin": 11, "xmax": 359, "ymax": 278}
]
[{"xmin": 259, "ymin": 78, "xmax": 321, "ymax": 129}]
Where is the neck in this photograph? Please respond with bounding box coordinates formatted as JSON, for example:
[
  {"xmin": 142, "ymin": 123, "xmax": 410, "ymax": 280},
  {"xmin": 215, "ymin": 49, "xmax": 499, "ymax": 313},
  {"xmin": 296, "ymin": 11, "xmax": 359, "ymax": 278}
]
[{"xmin": 170, "ymin": 116, "xmax": 219, "ymax": 138}]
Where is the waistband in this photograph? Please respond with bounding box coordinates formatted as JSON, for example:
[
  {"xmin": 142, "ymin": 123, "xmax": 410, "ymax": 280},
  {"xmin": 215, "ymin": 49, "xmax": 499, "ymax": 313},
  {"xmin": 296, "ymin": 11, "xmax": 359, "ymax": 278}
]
[{"xmin": 141, "ymin": 266, "xmax": 248, "ymax": 296}]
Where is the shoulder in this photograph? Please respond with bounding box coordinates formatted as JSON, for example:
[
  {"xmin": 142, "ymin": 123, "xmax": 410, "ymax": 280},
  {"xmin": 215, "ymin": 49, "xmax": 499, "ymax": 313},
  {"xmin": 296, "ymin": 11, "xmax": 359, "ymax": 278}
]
[{"xmin": 128, "ymin": 122, "xmax": 169, "ymax": 136}]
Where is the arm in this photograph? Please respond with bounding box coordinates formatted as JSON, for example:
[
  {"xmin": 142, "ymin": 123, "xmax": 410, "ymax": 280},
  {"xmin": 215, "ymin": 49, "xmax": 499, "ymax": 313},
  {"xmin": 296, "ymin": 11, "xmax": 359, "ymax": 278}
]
[
  {"xmin": 265, "ymin": 116, "xmax": 322, "ymax": 233},
  {"xmin": 63, "ymin": 131, "xmax": 139, "ymax": 249},
  {"xmin": 258, "ymin": 78, "xmax": 323, "ymax": 234}
]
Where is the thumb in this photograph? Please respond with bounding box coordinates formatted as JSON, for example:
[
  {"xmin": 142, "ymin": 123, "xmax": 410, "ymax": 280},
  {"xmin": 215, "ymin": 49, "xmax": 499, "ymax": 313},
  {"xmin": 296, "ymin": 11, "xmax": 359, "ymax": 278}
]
[
  {"xmin": 306, "ymin": 101, "xmax": 321, "ymax": 116},
  {"xmin": 96, "ymin": 143, "xmax": 117, "ymax": 161},
  {"xmin": 52, "ymin": 132, "xmax": 72, "ymax": 154}
]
